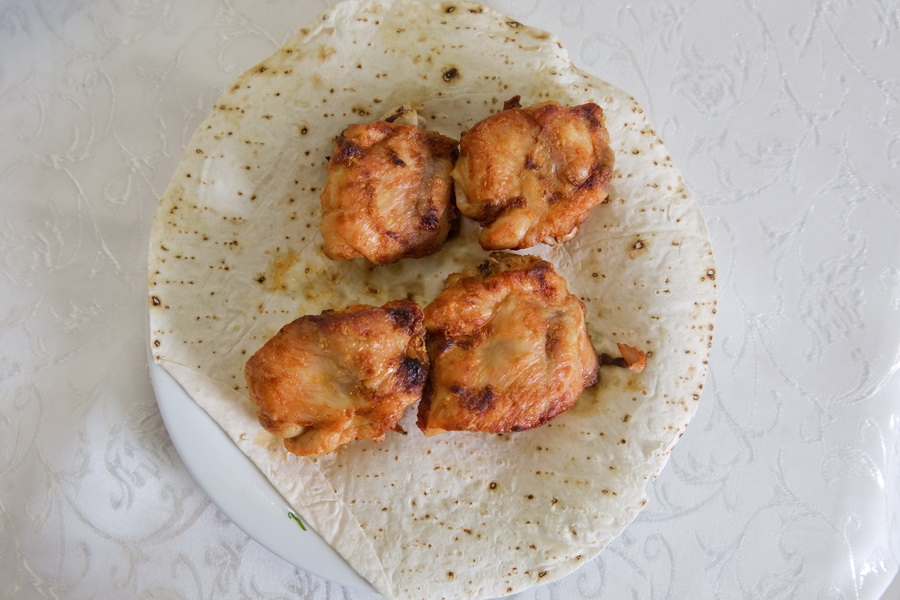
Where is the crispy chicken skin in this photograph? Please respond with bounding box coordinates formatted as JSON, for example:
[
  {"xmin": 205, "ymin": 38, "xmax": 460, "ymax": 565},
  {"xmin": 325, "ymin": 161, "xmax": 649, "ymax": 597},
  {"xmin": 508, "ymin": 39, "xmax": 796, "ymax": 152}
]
[
  {"xmin": 418, "ymin": 253, "xmax": 599, "ymax": 436},
  {"xmin": 451, "ymin": 97, "xmax": 615, "ymax": 250},
  {"xmin": 245, "ymin": 301, "xmax": 428, "ymax": 456},
  {"xmin": 320, "ymin": 120, "xmax": 459, "ymax": 265}
]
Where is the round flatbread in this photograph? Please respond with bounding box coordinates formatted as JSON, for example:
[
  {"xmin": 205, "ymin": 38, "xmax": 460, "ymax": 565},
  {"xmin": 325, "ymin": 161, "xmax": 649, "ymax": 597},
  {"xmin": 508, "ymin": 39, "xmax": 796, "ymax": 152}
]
[{"xmin": 147, "ymin": 1, "xmax": 717, "ymax": 599}]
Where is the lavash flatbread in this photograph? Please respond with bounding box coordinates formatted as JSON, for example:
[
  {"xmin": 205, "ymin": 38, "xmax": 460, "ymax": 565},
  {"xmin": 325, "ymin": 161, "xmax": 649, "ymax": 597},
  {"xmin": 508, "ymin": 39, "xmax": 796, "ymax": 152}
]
[{"xmin": 147, "ymin": 1, "xmax": 717, "ymax": 599}]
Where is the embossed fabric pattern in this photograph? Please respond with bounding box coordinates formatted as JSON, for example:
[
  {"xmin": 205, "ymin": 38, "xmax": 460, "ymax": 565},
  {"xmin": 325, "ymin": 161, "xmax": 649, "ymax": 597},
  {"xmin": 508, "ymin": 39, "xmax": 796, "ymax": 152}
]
[{"xmin": 1, "ymin": 0, "xmax": 898, "ymax": 598}]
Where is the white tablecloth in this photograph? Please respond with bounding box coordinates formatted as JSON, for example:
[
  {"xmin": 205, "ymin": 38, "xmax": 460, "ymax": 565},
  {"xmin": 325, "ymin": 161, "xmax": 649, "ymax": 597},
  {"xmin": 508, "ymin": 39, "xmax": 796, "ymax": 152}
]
[{"xmin": 2, "ymin": 0, "xmax": 898, "ymax": 598}]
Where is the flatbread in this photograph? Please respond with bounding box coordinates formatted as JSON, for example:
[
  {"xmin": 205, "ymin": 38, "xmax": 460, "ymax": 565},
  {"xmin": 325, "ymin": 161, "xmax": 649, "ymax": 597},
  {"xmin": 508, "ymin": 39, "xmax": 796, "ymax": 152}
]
[{"xmin": 147, "ymin": 1, "xmax": 717, "ymax": 599}]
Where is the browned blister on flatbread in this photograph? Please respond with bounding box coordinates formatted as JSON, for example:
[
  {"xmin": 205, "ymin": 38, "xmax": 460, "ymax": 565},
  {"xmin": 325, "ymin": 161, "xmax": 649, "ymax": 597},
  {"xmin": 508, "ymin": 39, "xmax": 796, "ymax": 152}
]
[{"xmin": 148, "ymin": 1, "xmax": 716, "ymax": 599}]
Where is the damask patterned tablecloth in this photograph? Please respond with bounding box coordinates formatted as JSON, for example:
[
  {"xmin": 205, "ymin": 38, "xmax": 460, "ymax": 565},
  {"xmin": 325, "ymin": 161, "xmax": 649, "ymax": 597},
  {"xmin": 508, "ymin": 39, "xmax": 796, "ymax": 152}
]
[{"xmin": 2, "ymin": 0, "xmax": 899, "ymax": 598}]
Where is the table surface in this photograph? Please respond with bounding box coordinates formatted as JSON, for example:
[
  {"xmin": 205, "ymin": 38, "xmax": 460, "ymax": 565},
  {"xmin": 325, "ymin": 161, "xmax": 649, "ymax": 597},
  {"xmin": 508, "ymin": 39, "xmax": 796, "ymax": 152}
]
[{"xmin": 2, "ymin": 0, "xmax": 899, "ymax": 598}]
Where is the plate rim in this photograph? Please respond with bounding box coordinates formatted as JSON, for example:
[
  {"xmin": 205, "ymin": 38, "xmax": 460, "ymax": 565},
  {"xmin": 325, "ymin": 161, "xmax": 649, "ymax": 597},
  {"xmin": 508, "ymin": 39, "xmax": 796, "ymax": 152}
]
[{"xmin": 146, "ymin": 317, "xmax": 376, "ymax": 594}]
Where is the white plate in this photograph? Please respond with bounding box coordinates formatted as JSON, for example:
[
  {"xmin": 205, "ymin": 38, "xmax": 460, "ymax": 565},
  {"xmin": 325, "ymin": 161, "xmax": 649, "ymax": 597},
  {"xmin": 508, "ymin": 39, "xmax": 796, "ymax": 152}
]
[{"xmin": 148, "ymin": 352, "xmax": 375, "ymax": 593}]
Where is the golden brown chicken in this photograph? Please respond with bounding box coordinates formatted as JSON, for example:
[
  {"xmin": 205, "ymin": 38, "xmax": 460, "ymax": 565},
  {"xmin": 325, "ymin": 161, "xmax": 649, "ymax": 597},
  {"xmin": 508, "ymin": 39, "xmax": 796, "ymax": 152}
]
[
  {"xmin": 451, "ymin": 97, "xmax": 615, "ymax": 250},
  {"xmin": 418, "ymin": 253, "xmax": 599, "ymax": 436},
  {"xmin": 320, "ymin": 112, "xmax": 459, "ymax": 265},
  {"xmin": 245, "ymin": 301, "xmax": 428, "ymax": 456}
]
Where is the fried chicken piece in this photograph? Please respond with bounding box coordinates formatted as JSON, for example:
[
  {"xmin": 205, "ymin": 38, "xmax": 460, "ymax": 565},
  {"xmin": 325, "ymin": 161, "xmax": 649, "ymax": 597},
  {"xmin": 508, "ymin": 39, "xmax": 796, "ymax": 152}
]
[
  {"xmin": 320, "ymin": 113, "xmax": 459, "ymax": 265},
  {"xmin": 245, "ymin": 301, "xmax": 428, "ymax": 456},
  {"xmin": 418, "ymin": 253, "xmax": 599, "ymax": 436},
  {"xmin": 451, "ymin": 97, "xmax": 615, "ymax": 250}
]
